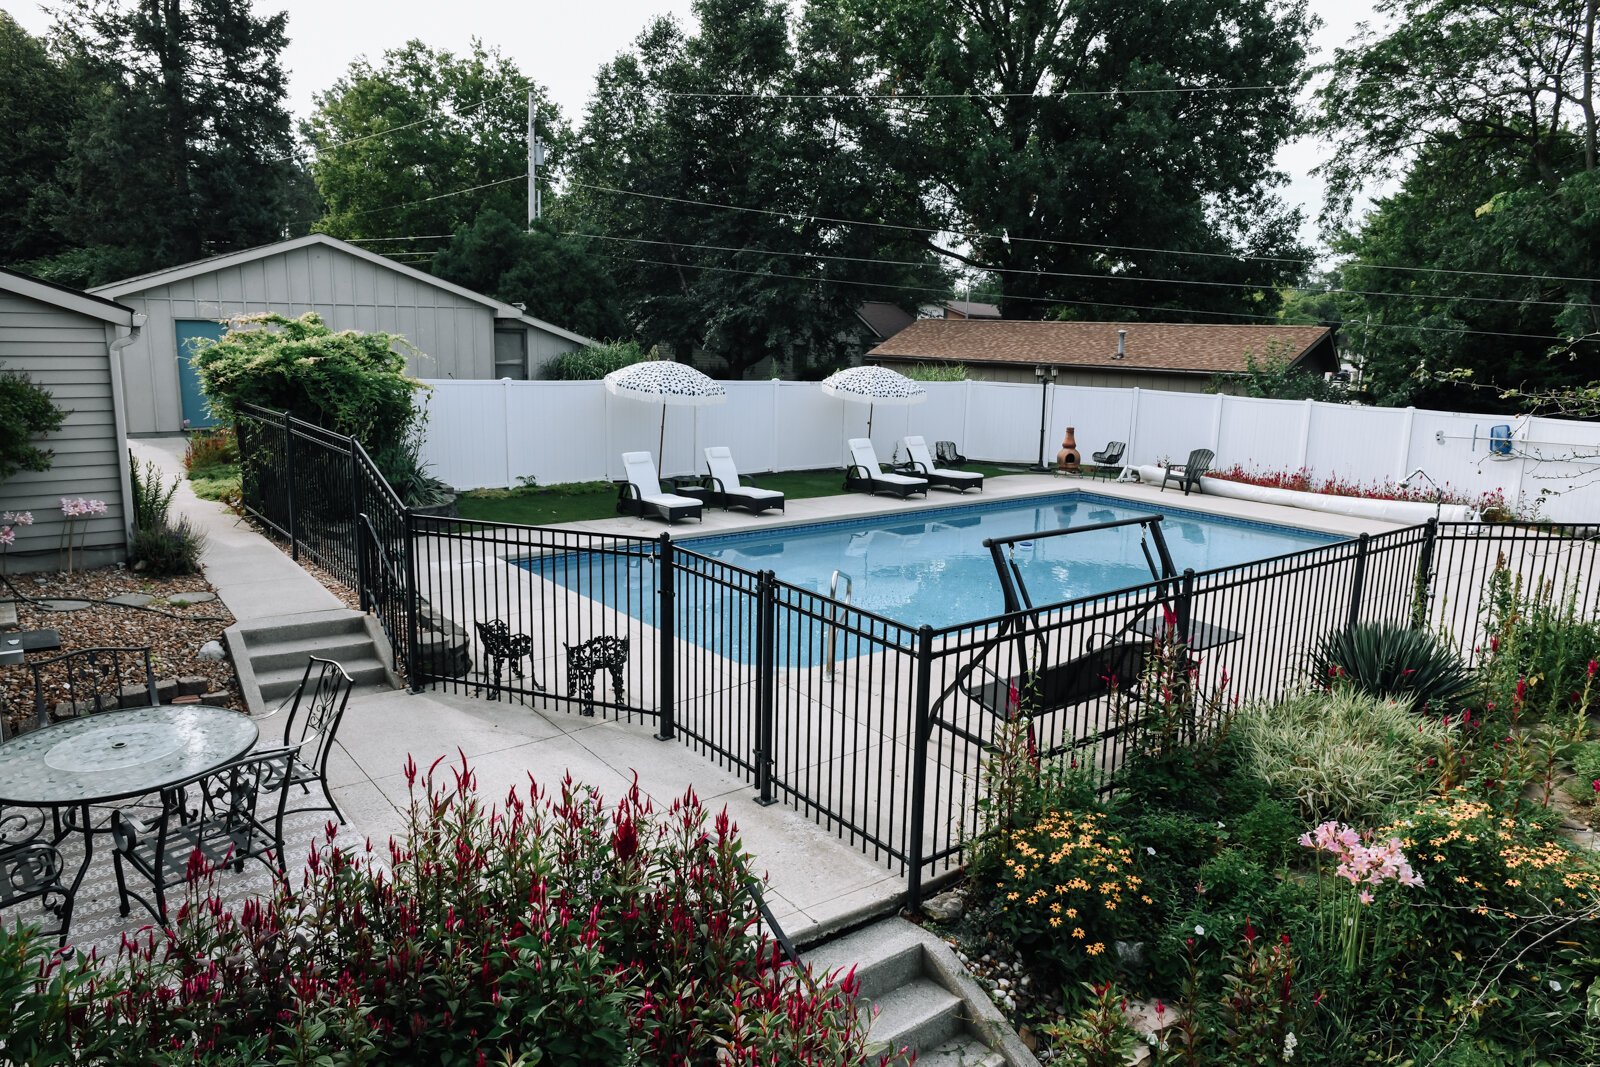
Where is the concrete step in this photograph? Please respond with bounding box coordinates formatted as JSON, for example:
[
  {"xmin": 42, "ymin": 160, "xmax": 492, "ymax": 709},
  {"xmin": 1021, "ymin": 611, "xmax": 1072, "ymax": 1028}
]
[
  {"xmin": 809, "ymin": 933, "xmax": 924, "ymax": 1002},
  {"xmin": 255, "ymin": 656, "xmax": 389, "ymax": 703},
  {"xmin": 241, "ymin": 633, "xmax": 380, "ymax": 675},
  {"xmin": 233, "ymin": 609, "xmax": 369, "ymax": 646},
  {"xmin": 870, "ymin": 978, "xmax": 964, "ymax": 1059}
]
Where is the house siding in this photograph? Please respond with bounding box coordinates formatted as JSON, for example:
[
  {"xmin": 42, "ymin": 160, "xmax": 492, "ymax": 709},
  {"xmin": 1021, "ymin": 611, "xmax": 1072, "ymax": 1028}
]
[
  {"xmin": 0, "ymin": 291, "xmax": 126, "ymax": 567},
  {"xmin": 111, "ymin": 244, "xmax": 500, "ymax": 433}
]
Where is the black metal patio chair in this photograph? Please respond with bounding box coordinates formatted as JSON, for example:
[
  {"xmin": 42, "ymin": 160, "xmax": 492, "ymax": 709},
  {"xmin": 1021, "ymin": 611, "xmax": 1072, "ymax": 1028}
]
[
  {"xmin": 1160, "ymin": 448, "xmax": 1214, "ymax": 496},
  {"xmin": 259, "ymin": 657, "xmax": 354, "ymax": 825},
  {"xmin": 475, "ymin": 619, "xmax": 543, "ymax": 699},
  {"xmin": 28, "ymin": 646, "xmax": 158, "ymax": 728},
  {"xmin": 1092, "ymin": 441, "xmax": 1126, "ymax": 467},
  {"xmin": 111, "ymin": 747, "xmax": 297, "ymax": 925}
]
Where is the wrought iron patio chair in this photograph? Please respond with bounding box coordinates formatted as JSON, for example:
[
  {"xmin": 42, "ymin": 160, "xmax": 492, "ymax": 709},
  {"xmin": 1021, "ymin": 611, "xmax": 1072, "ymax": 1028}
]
[
  {"xmin": 934, "ymin": 441, "xmax": 968, "ymax": 466},
  {"xmin": 1160, "ymin": 448, "xmax": 1214, "ymax": 496},
  {"xmin": 28, "ymin": 646, "xmax": 158, "ymax": 728},
  {"xmin": 475, "ymin": 619, "xmax": 543, "ymax": 699},
  {"xmin": 111, "ymin": 747, "xmax": 297, "ymax": 925},
  {"xmin": 1092, "ymin": 441, "xmax": 1126, "ymax": 467},
  {"xmin": 258, "ymin": 657, "xmax": 354, "ymax": 825}
]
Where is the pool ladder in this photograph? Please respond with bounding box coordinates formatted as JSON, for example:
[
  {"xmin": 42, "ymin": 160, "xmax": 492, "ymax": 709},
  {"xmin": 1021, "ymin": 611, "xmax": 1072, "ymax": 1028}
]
[{"xmin": 824, "ymin": 570, "xmax": 853, "ymax": 678}]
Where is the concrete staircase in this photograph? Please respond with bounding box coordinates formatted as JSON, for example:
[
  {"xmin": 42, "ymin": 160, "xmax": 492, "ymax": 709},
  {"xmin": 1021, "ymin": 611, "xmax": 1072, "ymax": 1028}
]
[
  {"xmin": 226, "ymin": 609, "xmax": 398, "ymax": 715},
  {"xmin": 803, "ymin": 919, "xmax": 1037, "ymax": 1067}
]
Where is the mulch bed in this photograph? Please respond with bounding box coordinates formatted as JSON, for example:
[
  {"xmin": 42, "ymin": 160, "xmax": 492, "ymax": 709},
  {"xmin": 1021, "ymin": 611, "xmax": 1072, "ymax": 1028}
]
[{"xmin": 0, "ymin": 567, "xmax": 242, "ymax": 737}]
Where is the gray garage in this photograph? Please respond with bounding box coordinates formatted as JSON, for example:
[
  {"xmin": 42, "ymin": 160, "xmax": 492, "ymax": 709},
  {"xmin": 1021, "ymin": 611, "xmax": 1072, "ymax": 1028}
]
[{"xmin": 92, "ymin": 234, "xmax": 595, "ymax": 434}]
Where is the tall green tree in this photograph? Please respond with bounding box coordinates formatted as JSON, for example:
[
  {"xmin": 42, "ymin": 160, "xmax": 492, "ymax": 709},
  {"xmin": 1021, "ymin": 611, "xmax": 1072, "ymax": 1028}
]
[
  {"xmin": 1319, "ymin": 0, "xmax": 1599, "ymax": 410},
  {"xmin": 812, "ymin": 0, "xmax": 1315, "ymax": 321},
  {"xmin": 304, "ymin": 40, "xmax": 563, "ymax": 241},
  {"xmin": 45, "ymin": 0, "xmax": 300, "ymax": 286},
  {"xmin": 431, "ymin": 210, "xmax": 627, "ymax": 341},
  {"xmin": 0, "ymin": 14, "xmax": 85, "ymax": 269},
  {"xmin": 565, "ymin": 0, "xmax": 948, "ymax": 379}
]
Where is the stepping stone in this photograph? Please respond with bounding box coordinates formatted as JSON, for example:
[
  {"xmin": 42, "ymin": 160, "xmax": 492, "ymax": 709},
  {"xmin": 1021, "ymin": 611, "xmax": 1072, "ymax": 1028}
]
[
  {"xmin": 107, "ymin": 593, "xmax": 158, "ymax": 607},
  {"xmin": 0, "ymin": 599, "xmax": 16, "ymax": 629},
  {"xmin": 40, "ymin": 599, "xmax": 92, "ymax": 611},
  {"xmin": 166, "ymin": 591, "xmax": 217, "ymax": 604}
]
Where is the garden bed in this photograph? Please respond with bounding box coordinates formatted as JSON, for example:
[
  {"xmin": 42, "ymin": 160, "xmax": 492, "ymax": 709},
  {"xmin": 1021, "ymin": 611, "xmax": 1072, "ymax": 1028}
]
[{"xmin": 0, "ymin": 567, "xmax": 242, "ymax": 736}]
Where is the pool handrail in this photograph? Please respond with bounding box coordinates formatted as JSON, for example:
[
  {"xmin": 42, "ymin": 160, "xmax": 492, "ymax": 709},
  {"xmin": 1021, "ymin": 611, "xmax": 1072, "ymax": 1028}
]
[{"xmin": 823, "ymin": 570, "xmax": 854, "ymax": 677}]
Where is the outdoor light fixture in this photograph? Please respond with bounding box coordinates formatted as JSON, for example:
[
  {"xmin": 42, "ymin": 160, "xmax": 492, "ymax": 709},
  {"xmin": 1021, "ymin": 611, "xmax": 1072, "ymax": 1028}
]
[{"xmin": 1033, "ymin": 365, "xmax": 1059, "ymax": 471}]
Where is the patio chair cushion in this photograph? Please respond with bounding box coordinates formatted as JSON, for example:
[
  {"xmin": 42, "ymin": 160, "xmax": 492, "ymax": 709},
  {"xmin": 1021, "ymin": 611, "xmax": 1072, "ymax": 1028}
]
[
  {"xmin": 622, "ymin": 452, "xmax": 703, "ymax": 510},
  {"xmin": 903, "ymin": 435, "xmax": 982, "ymax": 486},
  {"xmin": 846, "ymin": 439, "xmax": 926, "ymax": 489},
  {"xmin": 704, "ymin": 447, "xmax": 785, "ymax": 510}
]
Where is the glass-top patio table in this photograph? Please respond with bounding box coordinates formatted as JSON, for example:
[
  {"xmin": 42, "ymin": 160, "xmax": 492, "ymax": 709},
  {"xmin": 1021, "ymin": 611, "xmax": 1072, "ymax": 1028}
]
[{"xmin": 0, "ymin": 705, "xmax": 258, "ymax": 942}]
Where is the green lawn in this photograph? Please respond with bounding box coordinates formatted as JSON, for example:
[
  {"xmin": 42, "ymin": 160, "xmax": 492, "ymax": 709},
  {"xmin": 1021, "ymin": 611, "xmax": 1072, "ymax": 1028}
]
[{"xmin": 454, "ymin": 463, "xmax": 1025, "ymax": 526}]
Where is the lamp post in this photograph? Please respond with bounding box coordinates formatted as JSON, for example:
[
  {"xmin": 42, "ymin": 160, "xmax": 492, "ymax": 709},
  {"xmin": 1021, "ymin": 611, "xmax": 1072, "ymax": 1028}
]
[{"xmin": 1032, "ymin": 365, "xmax": 1058, "ymax": 471}]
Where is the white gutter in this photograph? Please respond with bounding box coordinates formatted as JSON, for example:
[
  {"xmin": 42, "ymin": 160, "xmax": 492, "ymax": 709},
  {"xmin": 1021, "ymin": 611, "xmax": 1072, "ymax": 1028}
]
[{"xmin": 107, "ymin": 313, "xmax": 146, "ymax": 542}]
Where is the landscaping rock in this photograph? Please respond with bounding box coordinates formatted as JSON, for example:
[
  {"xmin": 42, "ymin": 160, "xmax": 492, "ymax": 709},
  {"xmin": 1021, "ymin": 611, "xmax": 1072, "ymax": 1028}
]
[
  {"xmin": 175, "ymin": 675, "xmax": 210, "ymax": 697},
  {"xmin": 170, "ymin": 694, "xmax": 201, "ymax": 705},
  {"xmin": 198, "ymin": 640, "xmax": 227, "ymax": 661},
  {"xmin": 167, "ymin": 591, "xmax": 217, "ymax": 605},
  {"xmin": 118, "ymin": 683, "xmax": 158, "ymax": 708},
  {"xmin": 923, "ymin": 887, "xmax": 968, "ymax": 922},
  {"xmin": 201, "ymin": 691, "xmax": 232, "ymax": 706}
]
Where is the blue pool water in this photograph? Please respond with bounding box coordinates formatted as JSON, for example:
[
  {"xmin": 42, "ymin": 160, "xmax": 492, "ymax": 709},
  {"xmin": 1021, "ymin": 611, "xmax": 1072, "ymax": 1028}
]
[{"xmin": 520, "ymin": 492, "xmax": 1340, "ymax": 637}]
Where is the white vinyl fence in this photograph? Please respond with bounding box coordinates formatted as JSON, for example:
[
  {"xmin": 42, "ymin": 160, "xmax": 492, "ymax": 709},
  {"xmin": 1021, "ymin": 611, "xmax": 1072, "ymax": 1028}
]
[{"xmin": 417, "ymin": 378, "xmax": 1600, "ymax": 523}]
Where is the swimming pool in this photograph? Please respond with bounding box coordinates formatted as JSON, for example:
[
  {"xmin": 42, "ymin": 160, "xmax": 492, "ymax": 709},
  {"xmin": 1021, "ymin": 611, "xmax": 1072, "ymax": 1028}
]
[{"xmin": 518, "ymin": 491, "xmax": 1341, "ymax": 633}]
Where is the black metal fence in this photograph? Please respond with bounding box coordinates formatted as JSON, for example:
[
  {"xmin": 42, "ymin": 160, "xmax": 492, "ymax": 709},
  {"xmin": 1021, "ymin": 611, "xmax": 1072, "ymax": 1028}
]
[{"xmin": 235, "ymin": 414, "xmax": 1600, "ymax": 906}]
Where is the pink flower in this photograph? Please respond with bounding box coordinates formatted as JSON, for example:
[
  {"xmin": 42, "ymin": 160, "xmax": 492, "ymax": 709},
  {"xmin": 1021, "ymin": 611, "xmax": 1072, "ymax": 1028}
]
[
  {"xmin": 1358, "ymin": 890, "xmax": 1373, "ymax": 905},
  {"xmin": 0, "ymin": 527, "xmax": 13, "ymax": 547},
  {"xmin": 0, "ymin": 511, "xmax": 31, "ymax": 526}
]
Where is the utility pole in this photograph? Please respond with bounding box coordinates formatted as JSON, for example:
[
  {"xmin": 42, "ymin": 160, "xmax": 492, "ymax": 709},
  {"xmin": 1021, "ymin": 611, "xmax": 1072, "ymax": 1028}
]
[{"xmin": 527, "ymin": 90, "xmax": 546, "ymax": 226}]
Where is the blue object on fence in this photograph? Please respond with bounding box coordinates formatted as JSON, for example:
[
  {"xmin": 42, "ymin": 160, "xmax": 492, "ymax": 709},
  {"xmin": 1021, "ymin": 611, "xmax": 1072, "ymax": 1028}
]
[{"xmin": 1489, "ymin": 424, "xmax": 1513, "ymax": 456}]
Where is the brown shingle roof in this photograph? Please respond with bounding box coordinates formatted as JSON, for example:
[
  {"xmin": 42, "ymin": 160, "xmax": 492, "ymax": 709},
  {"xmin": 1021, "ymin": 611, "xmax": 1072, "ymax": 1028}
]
[{"xmin": 868, "ymin": 320, "xmax": 1333, "ymax": 375}]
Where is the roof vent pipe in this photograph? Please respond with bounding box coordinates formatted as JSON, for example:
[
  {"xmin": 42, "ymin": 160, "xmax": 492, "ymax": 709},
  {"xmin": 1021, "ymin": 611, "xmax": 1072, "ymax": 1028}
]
[{"xmin": 1115, "ymin": 329, "xmax": 1126, "ymax": 359}]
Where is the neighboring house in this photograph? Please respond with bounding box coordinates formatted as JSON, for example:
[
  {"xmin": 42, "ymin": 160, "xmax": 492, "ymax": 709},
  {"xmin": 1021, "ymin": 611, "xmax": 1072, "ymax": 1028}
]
[
  {"xmin": 918, "ymin": 300, "xmax": 1002, "ymax": 320},
  {"xmin": 91, "ymin": 233, "xmax": 596, "ymax": 434},
  {"xmin": 856, "ymin": 301, "xmax": 917, "ymax": 346},
  {"xmin": 868, "ymin": 320, "xmax": 1338, "ymax": 393},
  {"xmin": 0, "ymin": 268, "xmax": 139, "ymax": 571}
]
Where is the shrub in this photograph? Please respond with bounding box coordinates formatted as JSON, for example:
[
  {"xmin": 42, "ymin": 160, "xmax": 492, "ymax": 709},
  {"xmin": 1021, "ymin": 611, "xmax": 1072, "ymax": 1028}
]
[
  {"xmin": 127, "ymin": 452, "xmax": 178, "ymax": 531},
  {"xmin": 14, "ymin": 757, "xmax": 890, "ymax": 1065},
  {"xmin": 128, "ymin": 515, "xmax": 206, "ymax": 576},
  {"xmin": 182, "ymin": 428, "xmax": 237, "ymax": 476},
  {"xmin": 1309, "ymin": 621, "xmax": 1476, "ymax": 713},
  {"xmin": 1479, "ymin": 562, "xmax": 1600, "ymax": 728},
  {"xmin": 900, "ymin": 362, "xmax": 969, "ymax": 381},
  {"xmin": 0, "ymin": 367, "xmax": 66, "ymax": 481},
  {"xmin": 546, "ymin": 340, "xmax": 651, "ymax": 380},
  {"xmin": 191, "ymin": 312, "xmax": 422, "ymax": 445},
  {"xmin": 982, "ymin": 807, "xmax": 1147, "ymax": 981},
  {"xmin": 1232, "ymin": 690, "xmax": 1453, "ymax": 824}
]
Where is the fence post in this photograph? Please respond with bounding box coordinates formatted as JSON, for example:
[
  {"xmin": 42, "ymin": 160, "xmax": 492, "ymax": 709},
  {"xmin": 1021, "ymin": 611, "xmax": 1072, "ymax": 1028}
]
[
  {"xmin": 404, "ymin": 510, "xmax": 422, "ymax": 693},
  {"xmin": 1412, "ymin": 518, "xmax": 1439, "ymax": 628},
  {"xmin": 1346, "ymin": 533, "xmax": 1371, "ymax": 629},
  {"xmin": 656, "ymin": 533, "xmax": 677, "ymax": 742},
  {"xmin": 906, "ymin": 625, "xmax": 935, "ymax": 912},
  {"xmin": 1175, "ymin": 569, "xmax": 1198, "ymax": 744},
  {"xmin": 282, "ymin": 410, "xmax": 298, "ymax": 561},
  {"xmin": 753, "ymin": 570, "xmax": 778, "ymax": 805},
  {"xmin": 351, "ymin": 438, "xmax": 369, "ymax": 613}
]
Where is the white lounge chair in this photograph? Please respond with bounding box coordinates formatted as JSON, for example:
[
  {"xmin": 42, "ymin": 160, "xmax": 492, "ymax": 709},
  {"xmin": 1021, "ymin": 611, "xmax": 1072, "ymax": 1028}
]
[
  {"xmin": 901, "ymin": 435, "xmax": 983, "ymax": 493},
  {"xmin": 618, "ymin": 452, "xmax": 703, "ymax": 524},
  {"xmin": 703, "ymin": 446, "xmax": 785, "ymax": 514},
  {"xmin": 844, "ymin": 439, "xmax": 928, "ymax": 499}
]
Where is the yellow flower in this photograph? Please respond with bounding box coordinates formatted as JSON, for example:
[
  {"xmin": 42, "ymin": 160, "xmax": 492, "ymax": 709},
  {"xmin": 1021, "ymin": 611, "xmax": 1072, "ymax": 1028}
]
[
  {"xmin": 1066, "ymin": 907, "xmax": 1078, "ymax": 918},
  {"xmin": 1007, "ymin": 892, "xmax": 1020, "ymax": 901},
  {"xmin": 1050, "ymin": 917, "xmax": 1062, "ymax": 928},
  {"xmin": 1086, "ymin": 942, "xmax": 1105, "ymax": 956},
  {"xmin": 1072, "ymin": 927, "xmax": 1086, "ymax": 939}
]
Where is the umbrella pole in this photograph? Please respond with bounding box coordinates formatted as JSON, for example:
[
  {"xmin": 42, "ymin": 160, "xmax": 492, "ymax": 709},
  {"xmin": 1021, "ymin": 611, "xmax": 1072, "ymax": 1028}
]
[
  {"xmin": 659, "ymin": 406, "xmax": 667, "ymax": 466},
  {"xmin": 868, "ymin": 402, "xmax": 874, "ymax": 438}
]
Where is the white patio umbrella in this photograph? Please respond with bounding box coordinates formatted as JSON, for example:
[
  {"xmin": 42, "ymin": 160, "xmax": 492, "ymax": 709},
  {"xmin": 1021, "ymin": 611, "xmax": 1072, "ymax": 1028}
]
[
  {"xmin": 603, "ymin": 360, "xmax": 728, "ymax": 462},
  {"xmin": 820, "ymin": 365, "xmax": 926, "ymax": 436}
]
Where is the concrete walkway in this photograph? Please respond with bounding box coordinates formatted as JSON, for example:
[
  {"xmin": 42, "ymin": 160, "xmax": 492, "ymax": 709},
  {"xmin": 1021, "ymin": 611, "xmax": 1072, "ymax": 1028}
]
[{"xmin": 133, "ymin": 435, "xmax": 904, "ymax": 941}]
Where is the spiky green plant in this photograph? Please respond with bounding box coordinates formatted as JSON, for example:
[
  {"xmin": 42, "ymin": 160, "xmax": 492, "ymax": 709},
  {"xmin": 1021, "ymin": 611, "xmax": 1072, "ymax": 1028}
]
[{"xmin": 1309, "ymin": 622, "xmax": 1476, "ymax": 713}]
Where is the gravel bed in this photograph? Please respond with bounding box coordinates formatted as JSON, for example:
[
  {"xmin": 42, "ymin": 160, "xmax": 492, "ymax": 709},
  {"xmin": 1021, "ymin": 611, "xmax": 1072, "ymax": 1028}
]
[{"xmin": 0, "ymin": 567, "xmax": 241, "ymax": 736}]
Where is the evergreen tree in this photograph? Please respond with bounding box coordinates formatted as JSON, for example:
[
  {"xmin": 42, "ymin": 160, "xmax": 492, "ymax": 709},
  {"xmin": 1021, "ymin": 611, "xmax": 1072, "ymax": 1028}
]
[
  {"xmin": 45, "ymin": 0, "xmax": 299, "ymax": 286},
  {"xmin": 0, "ymin": 14, "xmax": 86, "ymax": 269}
]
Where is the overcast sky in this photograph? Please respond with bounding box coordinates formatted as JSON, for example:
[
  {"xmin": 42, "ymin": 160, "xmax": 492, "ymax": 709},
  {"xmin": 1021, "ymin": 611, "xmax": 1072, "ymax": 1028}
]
[{"xmin": 6, "ymin": 0, "xmax": 1378, "ymax": 250}]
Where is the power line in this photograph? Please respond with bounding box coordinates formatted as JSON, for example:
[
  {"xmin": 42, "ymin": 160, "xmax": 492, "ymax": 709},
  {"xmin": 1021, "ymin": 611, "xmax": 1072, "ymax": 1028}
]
[
  {"xmin": 591, "ymin": 251, "xmax": 1584, "ymax": 343},
  {"xmin": 561, "ymin": 230, "xmax": 1600, "ymax": 314},
  {"xmin": 659, "ymin": 83, "xmax": 1298, "ymax": 101},
  {"xmin": 561, "ymin": 178, "xmax": 1600, "ymax": 288},
  {"xmin": 272, "ymin": 81, "xmax": 536, "ymax": 166},
  {"xmin": 292, "ymin": 174, "xmax": 525, "ymax": 228}
]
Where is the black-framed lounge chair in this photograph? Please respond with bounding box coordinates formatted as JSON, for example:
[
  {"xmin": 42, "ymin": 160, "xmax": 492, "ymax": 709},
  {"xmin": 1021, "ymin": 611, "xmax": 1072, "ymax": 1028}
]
[
  {"xmin": 963, "ymin": 639, "xmax": 1150, "ymax": 721},
  {"xmin": 703, "ymin": 446, "xmax": 785, "ymax": 514},
  {"xmin": 844, "ymin": 438, "xmax": 928, "ymax": 499},
  {"xmin": 901, "ymin": 435, "xmax": 983, "ymax": 493},
  {"xmin": 618, "ymin": 452, "xmax": 704, "ymax": 524},
  {"xmin": 1161, "ymin": 448, "xmax": 1214, "ymax": 496},
  {"xmin": 1092, "ymin": 441, "xmax": 1126, "ymax": 467}
]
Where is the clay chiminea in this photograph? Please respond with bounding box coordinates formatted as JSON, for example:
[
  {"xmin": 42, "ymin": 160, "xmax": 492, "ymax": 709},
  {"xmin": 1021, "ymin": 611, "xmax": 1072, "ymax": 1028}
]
[{"xmin": 1056, "ymin": 427, "xmax": 1081, "ymax": 473}]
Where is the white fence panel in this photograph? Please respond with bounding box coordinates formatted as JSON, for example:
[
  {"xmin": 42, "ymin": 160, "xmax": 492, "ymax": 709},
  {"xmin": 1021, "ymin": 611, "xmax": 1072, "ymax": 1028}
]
[
  {"xmin": 775, "ymin": 382, "xmax": 852, "ymax": 471},
  {"xmin": 1517, "ymin": 417, "xmax": 1600, "ymax": 523},
  {"xmin": 1304, "ymin": 403, "xmax": 1404, "ymax": 483},
  {"xmin": 962, "ymin": 381, "xmax": 1040, "ymax": 463},
  {"xmin": 418, "ymin": 382, "xmax": 511, "ymax": 490},
  {"xmin": 1131, "ymin": 390, "xmax": 1211, "ymax": 469},
  {"xmin": 1048, "ymin": 385, "xmax": 1137, "ymax": 466}
]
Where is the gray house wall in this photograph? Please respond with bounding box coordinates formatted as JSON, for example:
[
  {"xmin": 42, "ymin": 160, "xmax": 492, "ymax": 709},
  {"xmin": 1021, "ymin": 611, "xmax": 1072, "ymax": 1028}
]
[
  {"xmin": 109, "ymin": 243, "xmax": 498, "ymax": 433},
  {"xmin": 0, "ymin": 290, "xmax": 127, "ymax": 570}
]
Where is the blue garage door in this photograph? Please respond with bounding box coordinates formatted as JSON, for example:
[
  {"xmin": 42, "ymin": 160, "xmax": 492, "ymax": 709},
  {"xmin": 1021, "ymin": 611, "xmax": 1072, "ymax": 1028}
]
[{"xmin": 175, "ymin": 320, "xmax": 224, "ymax": 429}]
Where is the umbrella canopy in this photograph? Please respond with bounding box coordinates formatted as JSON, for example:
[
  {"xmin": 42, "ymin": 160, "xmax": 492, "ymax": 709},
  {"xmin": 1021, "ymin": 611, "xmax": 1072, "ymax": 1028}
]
[
  {"xmin": 820, "ymin": 365, "xmax": 925, "ymax": 435},
  {"xmin": 603, "ymin": 361, "xmax": 727, "ymax": 462}
]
